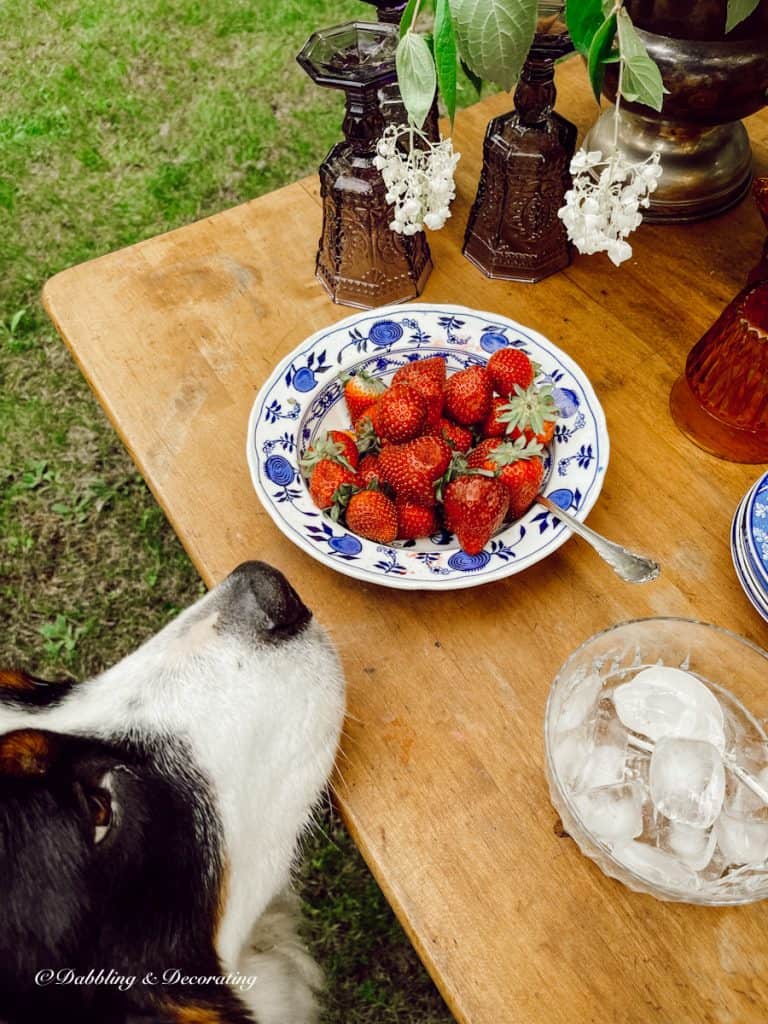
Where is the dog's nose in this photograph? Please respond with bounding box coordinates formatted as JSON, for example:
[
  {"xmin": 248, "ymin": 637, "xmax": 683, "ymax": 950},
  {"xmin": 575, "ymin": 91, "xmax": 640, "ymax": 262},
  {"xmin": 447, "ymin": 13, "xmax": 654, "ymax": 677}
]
[{"xmin": 224, "ymin": 561, "xmax": 311, "ymax": 638}]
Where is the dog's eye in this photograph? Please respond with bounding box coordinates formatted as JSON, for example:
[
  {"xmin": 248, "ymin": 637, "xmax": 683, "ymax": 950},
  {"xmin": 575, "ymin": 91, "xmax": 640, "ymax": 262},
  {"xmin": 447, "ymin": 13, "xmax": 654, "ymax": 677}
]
[{"xmin": 86, "ymin": 788, "xmax": 112, "ymax": 844}]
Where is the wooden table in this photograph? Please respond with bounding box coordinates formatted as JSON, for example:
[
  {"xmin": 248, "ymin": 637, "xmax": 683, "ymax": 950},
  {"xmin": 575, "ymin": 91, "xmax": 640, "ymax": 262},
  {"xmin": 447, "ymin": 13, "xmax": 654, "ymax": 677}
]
[{"xmin": 43, "ymin": 60, "xmax": 768, "ymax": 1024}]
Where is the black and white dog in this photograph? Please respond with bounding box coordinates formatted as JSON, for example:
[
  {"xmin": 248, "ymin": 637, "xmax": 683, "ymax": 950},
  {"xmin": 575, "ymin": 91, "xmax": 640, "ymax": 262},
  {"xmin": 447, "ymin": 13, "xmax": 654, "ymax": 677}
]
[{"xmin": 0, "ymin": 561, "xmax": 345, "ymax": 1024}]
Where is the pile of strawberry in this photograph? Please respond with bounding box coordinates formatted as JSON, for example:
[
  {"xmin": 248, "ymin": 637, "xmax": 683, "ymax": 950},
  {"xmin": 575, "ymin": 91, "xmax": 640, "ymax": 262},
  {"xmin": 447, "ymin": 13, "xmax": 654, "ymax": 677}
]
[{"xmin": 300, "ymin": 349, "xmax": 558, "ymax": 556}]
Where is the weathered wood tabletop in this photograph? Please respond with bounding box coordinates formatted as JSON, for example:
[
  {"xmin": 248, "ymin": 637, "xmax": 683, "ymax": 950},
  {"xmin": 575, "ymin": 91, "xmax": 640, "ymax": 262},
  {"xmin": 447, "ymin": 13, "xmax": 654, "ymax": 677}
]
[{"xmin": 43, "ymin": 59, "xmax": 768, "ymax": 1024}]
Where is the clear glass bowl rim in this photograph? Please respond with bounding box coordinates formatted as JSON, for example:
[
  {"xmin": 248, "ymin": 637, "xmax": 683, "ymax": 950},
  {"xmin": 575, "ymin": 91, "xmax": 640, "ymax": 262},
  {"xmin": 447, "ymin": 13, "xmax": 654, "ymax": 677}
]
[{"xmin": 544, "ymin": 615, "xmax": 768, "ymax": 905}]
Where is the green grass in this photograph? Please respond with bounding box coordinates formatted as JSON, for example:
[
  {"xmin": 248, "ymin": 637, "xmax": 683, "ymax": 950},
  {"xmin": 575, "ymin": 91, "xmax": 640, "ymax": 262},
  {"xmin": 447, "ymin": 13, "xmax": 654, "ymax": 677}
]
[{"xmin": 0, "ymin": 1, "xmax": 453, "ymax": 1020}]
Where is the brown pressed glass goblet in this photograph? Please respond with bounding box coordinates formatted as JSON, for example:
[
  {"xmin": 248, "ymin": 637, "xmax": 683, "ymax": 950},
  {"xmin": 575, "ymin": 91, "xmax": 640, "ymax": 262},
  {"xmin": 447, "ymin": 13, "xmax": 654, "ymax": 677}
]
[
  {"xmin": 670, "ymin": 180, "xmax": 768, "ymax": 463},
  {"xmin": 297, "ymin": 21, "xmax": 432, "ymax": 309}
]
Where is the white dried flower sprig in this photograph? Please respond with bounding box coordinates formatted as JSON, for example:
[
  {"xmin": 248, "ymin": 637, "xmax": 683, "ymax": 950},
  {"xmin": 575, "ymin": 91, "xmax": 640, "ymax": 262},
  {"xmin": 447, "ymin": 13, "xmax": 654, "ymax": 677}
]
[
  {"xmin": 558, "ymin": 148, "xmax": 662, "ymax": 267},
  {"xmin": 374, "ymin": 124, "xmax": 460, "ymax": 235}
]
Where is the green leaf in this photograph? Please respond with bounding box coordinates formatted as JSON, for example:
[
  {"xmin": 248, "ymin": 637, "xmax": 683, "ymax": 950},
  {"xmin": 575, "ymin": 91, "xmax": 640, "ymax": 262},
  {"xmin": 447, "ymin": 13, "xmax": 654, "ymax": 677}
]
[
  {"xmin": 622, "ymin": 53, "xmax": 666, "ymax": 111},
  {"xmin": 460, "ymin": 58, "xmax": 483, "ymax": 96},
  {"xmin": 726, "ymin": 0, "xmax": 761, "ymax": 31},
  {"xmin": 565, "ymin": 0, "xmax": 606, "ymax": 56},
  {"xmin": 449, "ymin": 0, "xmax": 537, "ymax": 92},
  {"xmin": 396, "ymin": 32, "xmax": 437, "ymax": 129},
  {"xmin": 434, "ymin": 0, "xmax": 458, "ymax": 124},
  {"xmin": 587, "ymin": 13, "xmax": 617, "ymax": 103},
  {"xmin": 615, "ymin": 7, "xmax": 647, "ymax": 59},
  {"xmin": 616, "ymin": 8, "xmax": 667, "ymax": 111},
  {"xmin": 399, "ymin": 0, "xmax": 420, "ymax": 37}
]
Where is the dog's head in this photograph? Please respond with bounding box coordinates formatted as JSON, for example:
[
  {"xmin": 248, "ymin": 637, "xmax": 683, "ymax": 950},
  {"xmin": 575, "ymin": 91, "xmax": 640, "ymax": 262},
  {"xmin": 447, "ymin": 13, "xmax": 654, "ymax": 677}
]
[{"xmin": 0, "ymin": 561, "xmax": 345, "ymax": 1023}]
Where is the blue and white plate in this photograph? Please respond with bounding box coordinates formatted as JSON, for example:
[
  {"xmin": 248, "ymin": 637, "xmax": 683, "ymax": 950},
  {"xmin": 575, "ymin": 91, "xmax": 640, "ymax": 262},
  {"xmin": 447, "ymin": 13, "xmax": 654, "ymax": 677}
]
[
  {"xmin": 730, "ymin": 480, "xmax": 768, "ymax": 623},
  {"xmin": 246, "ymin": 303, "xmax": 609, "ymax": 590},
  {"xmin": 732, "ymin": 507, "xmax": 768, "ymax": 621},
  {"xmin": 745, "ymin": 472, "xmax": 768, "ymax": 592}
]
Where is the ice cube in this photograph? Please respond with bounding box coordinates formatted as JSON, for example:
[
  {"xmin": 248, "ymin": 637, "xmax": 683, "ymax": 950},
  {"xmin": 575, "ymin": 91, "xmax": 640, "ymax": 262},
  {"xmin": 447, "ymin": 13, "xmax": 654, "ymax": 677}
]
[
  {"xmin": 553, "ymin": 727, "xmax": 592, "ymax": 791},
  {"xmin": 724, "ymin": 743, "xmax": 768, "ymax": 818},
  {"xmin": 721, "ymin": 695, "xmax": 768, "ymax": 754},
  {"xmin": 612, "ymin": 839, "xmax": 700, "ymax": 889},
  {"xmin": 557, "ymin": 673, "xmax": 603, "ymax": 732},
  {"xmin": 715, "ymin": 809, "xmax": 768, "ymax": 866},
  {"xmin": 649, "ymin": 737, "xmax": 725, "ymax": 828},
  {"xmin": 579, "ymin": 745, "xmax": 627, "ymax": 789},
  {"xmin": 725, "ymin": 770, "xmax": 768, "ymax": 819},
  {"xmin": 576, "ymin": 695, "xmax": 629, "ymax": 790},
  {"xmin": 624, "ymin": 747, "xmax": 651, "ymax": 786},
  {"xmin": 572, "ymin": 781, "xmax": 644, "ymax": 842},
  {"xmin": 658, "ymin": 820, "xmax": 716, "ymax": 872},
  {"xmin": 613, "ymin": 666, "xmax": 725, "ymax": 751}
]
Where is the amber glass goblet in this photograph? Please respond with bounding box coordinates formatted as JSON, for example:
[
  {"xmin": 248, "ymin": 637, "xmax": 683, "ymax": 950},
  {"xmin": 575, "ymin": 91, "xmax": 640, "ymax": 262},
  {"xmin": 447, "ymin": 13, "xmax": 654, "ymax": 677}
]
[
  {"xmin": 463, "ymin": 2, "xmax": 575, "ymax": 283},
  {"xmin": 669, "ymin": 284, "xmax": 768, "ymax": 463},
  {"xmin": 670, "ymin": 179, "xmax": 768, "ymax": 463},
  {"xmin": 297, "ymin": 21, "xmax": 432, "ymax": 309}
]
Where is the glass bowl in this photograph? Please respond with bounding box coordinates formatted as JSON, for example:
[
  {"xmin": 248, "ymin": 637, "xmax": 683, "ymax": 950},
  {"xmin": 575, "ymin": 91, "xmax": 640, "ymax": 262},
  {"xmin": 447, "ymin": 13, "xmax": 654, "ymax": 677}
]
[{"xmin": 544, "ymin": 618, "xmax": 768, "ymax": 904}]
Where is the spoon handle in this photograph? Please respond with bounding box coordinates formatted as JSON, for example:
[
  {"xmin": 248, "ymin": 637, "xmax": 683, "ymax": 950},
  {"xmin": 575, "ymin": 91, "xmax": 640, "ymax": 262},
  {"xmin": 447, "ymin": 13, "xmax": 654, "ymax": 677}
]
[{"xmin": 536, "ymin": 494, "xmax": 661, "ymax": 585}]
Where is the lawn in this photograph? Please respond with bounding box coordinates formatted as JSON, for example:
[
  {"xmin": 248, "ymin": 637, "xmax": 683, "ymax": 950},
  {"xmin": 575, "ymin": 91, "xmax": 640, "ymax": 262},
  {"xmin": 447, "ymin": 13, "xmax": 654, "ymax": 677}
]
[{"xmin": 0, "ymin": 1, "xmax": 453, "ymax": 1020}]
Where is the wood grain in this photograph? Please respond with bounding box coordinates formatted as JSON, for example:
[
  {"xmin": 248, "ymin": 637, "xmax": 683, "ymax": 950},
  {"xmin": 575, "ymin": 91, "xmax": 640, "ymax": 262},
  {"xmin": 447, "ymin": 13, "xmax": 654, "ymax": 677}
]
[{"xmin": 43, "ymin": 59, "xmax": 768, "ymax": 1024}]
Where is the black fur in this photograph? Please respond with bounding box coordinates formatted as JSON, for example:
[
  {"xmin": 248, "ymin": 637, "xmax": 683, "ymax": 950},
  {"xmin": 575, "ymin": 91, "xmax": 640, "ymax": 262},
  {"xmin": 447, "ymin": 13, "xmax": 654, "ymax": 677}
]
[
  {"xmin": 0, "ymin": 731, "xmax": 252, "ymax": 1024},
  {"xmin": 0, "ymin": 675, "xmax": 75, "ymax": 710}
]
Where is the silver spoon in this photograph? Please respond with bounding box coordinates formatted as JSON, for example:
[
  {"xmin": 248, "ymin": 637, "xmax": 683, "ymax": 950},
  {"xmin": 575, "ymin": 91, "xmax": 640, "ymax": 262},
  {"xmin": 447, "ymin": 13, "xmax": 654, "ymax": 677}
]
[{"xmin": 536, "ymin": 494, "xmax": 661, "ymax": 585}]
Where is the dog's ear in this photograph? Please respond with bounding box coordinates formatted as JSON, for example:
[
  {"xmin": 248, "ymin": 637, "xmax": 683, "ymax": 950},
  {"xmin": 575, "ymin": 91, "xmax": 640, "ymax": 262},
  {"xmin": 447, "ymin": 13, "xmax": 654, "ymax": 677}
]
[
  {"xmin": 0, "ymin": 670, "xmax": 38, "ymax": 692},
  {"xmin": 0, "ymin": 669, "xmax": 74, "ymax": 708},
  {"xmin": 0, "ymin": 729, "xmax": 59, "ymax": 777}
]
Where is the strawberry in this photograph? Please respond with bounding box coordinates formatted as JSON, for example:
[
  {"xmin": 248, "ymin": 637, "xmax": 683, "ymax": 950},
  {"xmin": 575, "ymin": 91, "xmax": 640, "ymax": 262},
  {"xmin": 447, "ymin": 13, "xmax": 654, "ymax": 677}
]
[
  {"xmin": 345, "ymin": 489, "xmax": 398, "ymax": 544},
  {"xmin": 378, "ymin": 436, "xmax": 452, "ymax": 507},
  {"xmin": 510, "ymin": 420, "xmax": 556, "ymax": 447},
  {"xmin": 355, "ymin": 402, "xmax": 383, "ymax": 453},
  {"xmin": 306, "ymin": 460, "xmax": 359, "ymax": 510},
  {"xmin": 481, "ymin": 397, "xmax": 513, "ymax": 438},
  {"xmin": 468, "ymin": 436, "xmax": 544, "ymax": 520},
  {"xmin": 358, "ymin": 453, "xmax": 381, "ymax": 487},
  {"xmin": 443, "ymin": 365, "xmax": 492, "ymax": 425},
  {"xmin": 343, "ymin": 371, "xmax": 385, "ymax": 424},
  {"xmin": 377, "ymin": 383, "xmax": 427, "ymax": 442},
  {"xmin": 499, "ymin": 457, "xmax": 545, "ymax": 520},
  {"xmin": 497, "ymin": 382, "xmax": 558, "ymax": 446},
  {"xmin": 396, "ymin": 498, "xmax": 438, "ymax": 540},
  {"xmin": 467, "ymin": 437, "xmax": 508, "ymax": 471},
  {"xmin": 435, "ymin": 417, "xmax": 474, "ymax": 452},
  {"xmin": 392, "ymin": 357, "xmax": 445, "ymax": 429},
  {"xmin": 487, "ymin": 347, "xmax": 535, "ymax": 397},
  {"xmin": 392, "ymin": 355, "xmax": 446, "ymax": 390},
  {"xmin": 301, "ymin": 433, "xmax": 358, "ymax": 475},
  {"xmin": 443, "ymin": 475, "xmax": 509, "ymax": 555},
  {"xmin": 327, "ymin": 430, "xmax": 359, "ymax": 469}
]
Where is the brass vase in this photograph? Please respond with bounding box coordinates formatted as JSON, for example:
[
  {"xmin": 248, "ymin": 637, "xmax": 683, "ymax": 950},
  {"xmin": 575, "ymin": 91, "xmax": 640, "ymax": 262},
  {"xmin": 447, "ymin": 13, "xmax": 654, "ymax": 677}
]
[{"xmin": 585, "ymin": 0, "xmax": 768, "ymax": 222}]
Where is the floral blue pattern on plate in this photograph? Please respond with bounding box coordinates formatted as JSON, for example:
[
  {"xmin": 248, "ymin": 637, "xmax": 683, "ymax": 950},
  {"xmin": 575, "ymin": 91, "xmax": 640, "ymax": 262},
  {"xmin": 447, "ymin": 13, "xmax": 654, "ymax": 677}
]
[
  {"xmin": 731, "ymin": 495, "xmax": 768, "ymax": 623},
  {"xmin": 246, "ymin": 303, "xmax": 610, "ymax": 590},
  {"xmin": 745, "ymin": 472, "xmax": 768, "ymax": 592}
]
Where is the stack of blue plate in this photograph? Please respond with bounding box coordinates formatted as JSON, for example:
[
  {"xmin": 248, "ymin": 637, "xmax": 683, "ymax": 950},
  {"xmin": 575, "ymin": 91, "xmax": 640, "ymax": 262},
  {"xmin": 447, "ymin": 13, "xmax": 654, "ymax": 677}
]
[{"xmin": 731, "ymin": 471, "xmax": 768, "ymax": 623}]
